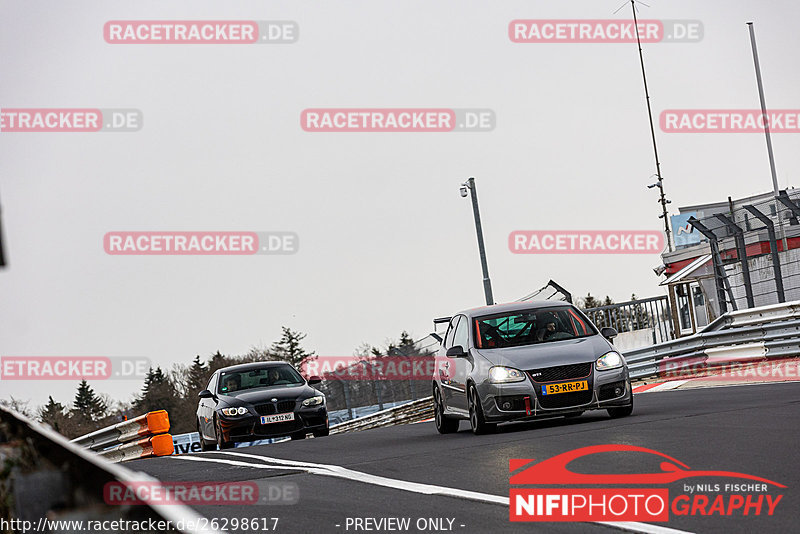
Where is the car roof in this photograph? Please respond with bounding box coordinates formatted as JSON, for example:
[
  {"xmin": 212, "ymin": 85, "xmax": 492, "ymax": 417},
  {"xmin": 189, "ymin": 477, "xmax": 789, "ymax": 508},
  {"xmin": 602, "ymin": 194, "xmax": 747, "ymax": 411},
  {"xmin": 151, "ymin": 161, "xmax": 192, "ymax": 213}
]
[
  {"xmin": 215, "ymin": 361, "xmax": 293, "ymax": 374},
  {"xmin": 457, "ymin": 300, "xmax": 574, "ymax": 319}
]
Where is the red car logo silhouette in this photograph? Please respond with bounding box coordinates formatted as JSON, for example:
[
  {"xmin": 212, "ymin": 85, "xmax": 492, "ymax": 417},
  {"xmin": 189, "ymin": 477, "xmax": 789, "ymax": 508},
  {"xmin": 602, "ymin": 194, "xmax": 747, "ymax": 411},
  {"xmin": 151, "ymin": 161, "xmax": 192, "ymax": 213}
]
[{"xmin": 510, "ymin": 444, "xmax": 785, "ymax": 487}]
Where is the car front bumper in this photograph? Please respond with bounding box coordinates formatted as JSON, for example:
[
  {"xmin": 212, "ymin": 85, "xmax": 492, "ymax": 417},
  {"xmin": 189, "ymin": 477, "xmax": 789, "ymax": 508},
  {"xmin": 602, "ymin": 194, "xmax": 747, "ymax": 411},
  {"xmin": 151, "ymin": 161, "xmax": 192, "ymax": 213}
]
[
  {"xmin": 477, "ymin": 366, "xmax": 631, "ymax": 422},
  {"xmin": 218, "ymin": 406, "xmax": 328, "ymax": 442}
]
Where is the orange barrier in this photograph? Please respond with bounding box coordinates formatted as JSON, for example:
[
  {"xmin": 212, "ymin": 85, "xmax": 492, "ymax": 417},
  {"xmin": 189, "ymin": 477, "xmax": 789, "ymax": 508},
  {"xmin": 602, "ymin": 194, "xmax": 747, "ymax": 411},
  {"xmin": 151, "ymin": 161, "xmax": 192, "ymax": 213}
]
[
  {"xmin": 99, "ymin": 433, "xmax": 175, "ymax": 463},
  {"xmin": 71, "ymin": 410, "xmax": 173, "ymax": 462}
]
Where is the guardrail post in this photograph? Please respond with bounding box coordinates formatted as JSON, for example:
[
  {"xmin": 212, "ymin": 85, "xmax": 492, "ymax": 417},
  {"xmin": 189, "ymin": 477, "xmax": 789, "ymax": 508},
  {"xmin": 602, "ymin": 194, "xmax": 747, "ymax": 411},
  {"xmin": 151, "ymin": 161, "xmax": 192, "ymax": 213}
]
[
  {"xmin": 688, "ymin": 217, "xmax": 730, "ymax": 314},
  {"xmin": 714, "ymin": 214, "xmax": 755, "ymax": 309},
  {"xmin": 744, "ymin": 204, "xmax": 785, "ymax": 303},
  {"xmin": 342, "ymin": 380, "xmax": 353, "ymax": 419}
]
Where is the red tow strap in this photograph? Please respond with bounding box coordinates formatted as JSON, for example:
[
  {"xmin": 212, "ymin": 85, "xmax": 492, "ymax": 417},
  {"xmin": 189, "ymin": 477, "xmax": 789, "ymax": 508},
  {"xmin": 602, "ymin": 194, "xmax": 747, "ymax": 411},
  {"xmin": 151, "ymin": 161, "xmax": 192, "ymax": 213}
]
[{"xmin": 524, "ymin": 396, "xmax": 531, "ymax": 416}]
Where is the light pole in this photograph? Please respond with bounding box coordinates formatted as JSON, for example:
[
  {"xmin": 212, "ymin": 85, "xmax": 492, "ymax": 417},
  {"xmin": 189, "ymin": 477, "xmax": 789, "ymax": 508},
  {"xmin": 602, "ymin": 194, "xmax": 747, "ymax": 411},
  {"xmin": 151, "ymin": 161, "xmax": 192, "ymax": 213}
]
[
  {"xmin": 460, "ymin": 177, "xmax": 494, "ymax": 305},
  {"xmin": 627, "ymin": 0, "xmax": 673, "ymax": 252}
]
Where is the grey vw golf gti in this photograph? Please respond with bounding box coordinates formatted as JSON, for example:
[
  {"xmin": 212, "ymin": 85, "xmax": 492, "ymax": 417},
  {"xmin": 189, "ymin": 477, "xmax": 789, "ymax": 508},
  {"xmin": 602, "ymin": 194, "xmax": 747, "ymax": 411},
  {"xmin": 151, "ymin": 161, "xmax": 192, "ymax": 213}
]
[{"xmin": 432, "ymin": 301, "xmax": 633, "ymax": 435}]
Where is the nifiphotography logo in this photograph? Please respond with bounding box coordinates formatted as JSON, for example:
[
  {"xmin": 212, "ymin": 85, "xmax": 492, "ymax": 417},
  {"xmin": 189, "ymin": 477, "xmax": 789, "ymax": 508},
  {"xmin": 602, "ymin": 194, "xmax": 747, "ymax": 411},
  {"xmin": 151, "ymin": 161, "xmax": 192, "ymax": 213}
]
[{"xmin": 509, "ymin": 445, "xmax": 785, "ymax": 522}]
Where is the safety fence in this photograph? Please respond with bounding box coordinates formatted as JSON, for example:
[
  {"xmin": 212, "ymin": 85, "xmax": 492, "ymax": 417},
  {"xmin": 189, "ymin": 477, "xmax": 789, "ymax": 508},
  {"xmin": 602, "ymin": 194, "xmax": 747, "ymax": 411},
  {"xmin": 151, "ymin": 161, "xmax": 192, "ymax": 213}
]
[
  {"xmin": 70, "ymin": 409, "xmax": 174, "ymax": 462},
  {"xmin": 582, "ymin": 295, "xmax": 674, "ymax": 348},
  {"xmin": 0, "ymin": 405, "xmax": 216, "ymax": 533},
  {"xmin": 623, "ymin": 299, "xmax": 800, "ymax": 380}
]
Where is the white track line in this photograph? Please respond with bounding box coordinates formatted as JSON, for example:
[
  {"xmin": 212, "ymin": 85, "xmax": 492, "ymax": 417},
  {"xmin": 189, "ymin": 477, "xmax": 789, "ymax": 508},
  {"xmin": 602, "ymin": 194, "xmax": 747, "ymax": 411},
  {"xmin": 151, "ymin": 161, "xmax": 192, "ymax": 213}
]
[
  {"xmin": 173, "ymin": 452, "xmax": 694, "ymax": 534},
  {"xmin": 174, "ymin": 453, "xmax": 507, "ymax": 504}
]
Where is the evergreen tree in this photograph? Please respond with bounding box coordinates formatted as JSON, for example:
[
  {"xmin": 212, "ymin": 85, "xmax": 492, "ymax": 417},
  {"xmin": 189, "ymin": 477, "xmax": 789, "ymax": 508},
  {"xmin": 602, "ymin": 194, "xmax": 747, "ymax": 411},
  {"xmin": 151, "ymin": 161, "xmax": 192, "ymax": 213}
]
[
  {"xmin": 186, "ymin": 355, "xmax": 208, "ymax": 394},
  {"xmin": 207, "ymin": 351, "xmax": 230, "ymax": 374},
  {"xmin": 271, "ymin": 327, "xmax": 316, "ymax": 368},
  {"xmin": 134, "ymin": 366, "xmax": 178, "ymax": 415},
  {"xmin": 580, "ymin": 293, "xmax": 603, "ymax": 309},
  {"xmin": 72, "ymin": 380, "xmax": 107, "ymax": 421},
  {"xmin": 39, "ymin": 396, "xmax": 67, "ymax": 431}
]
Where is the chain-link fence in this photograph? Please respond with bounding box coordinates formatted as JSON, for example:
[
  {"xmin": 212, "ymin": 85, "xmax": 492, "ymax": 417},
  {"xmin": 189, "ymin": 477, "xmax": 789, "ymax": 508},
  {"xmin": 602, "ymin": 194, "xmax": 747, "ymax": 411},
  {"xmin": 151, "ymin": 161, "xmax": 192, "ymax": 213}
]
[{"xmin": 314, "ymin": 334, "xmax": 441, "ymax": 418}]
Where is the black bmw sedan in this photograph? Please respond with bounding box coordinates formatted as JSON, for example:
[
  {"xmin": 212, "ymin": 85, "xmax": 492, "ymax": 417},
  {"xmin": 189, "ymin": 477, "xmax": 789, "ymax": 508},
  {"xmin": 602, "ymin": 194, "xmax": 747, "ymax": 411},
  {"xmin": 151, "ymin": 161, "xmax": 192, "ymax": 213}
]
[{"xmin": 196, "ymin": 361, "xmax": 328, "ymax": 450}]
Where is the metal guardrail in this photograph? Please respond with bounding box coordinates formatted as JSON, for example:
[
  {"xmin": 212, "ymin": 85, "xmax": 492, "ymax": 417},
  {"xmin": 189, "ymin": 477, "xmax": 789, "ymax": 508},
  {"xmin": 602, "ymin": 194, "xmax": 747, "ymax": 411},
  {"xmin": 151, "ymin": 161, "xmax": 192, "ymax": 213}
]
[
  {"xmin": 0, "ymin": 405, "xmax": 217, "ymax": 533},
  {"xmin": 70, "ymin": 410, "xmax": 174, "ymax": 461},
  {"xmin": 703, "ymin": 300, "xmax": 800, "ymax": 330},
  {"xmin": 330, "ymin": 397, "xmax": 434, "ymax": 434},
  {"xmin": 623, "ymin": 300, "xmax": 800, "ymax": 380}
]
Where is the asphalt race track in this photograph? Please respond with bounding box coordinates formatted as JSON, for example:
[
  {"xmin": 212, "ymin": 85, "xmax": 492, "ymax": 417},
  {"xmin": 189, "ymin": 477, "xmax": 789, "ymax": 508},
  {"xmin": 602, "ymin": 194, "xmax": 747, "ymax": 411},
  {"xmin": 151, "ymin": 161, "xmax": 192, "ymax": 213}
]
[{"xmin": 129, "ymin": 382, "xmax": 800, "ymax": 534}]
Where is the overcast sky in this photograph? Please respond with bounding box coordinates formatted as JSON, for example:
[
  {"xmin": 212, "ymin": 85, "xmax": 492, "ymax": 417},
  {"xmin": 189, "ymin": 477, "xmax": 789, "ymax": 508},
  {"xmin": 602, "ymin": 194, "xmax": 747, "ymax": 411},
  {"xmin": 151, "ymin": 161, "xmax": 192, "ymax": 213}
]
[{"xmin": 2, "ymin": 0, "xmax": 799, "ymax": 409}]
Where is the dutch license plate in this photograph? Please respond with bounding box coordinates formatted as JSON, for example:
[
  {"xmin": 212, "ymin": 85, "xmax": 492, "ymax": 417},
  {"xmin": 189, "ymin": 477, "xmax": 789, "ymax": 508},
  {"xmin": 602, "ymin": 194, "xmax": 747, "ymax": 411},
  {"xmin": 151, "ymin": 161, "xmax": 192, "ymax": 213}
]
[
  {"xmin": 260, "ymin": 412, "xmax": 295, "ymax": 425},
  {"xmin": 542, "ymin": 380, "xmax": 588, "ymax": 395}
]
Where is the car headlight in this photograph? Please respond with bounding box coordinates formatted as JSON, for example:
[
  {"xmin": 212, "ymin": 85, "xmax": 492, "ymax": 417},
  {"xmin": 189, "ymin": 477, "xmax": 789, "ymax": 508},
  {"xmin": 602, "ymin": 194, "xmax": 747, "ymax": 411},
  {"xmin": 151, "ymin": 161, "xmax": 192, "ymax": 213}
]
[
  {"xmin": 488, "ymin": 366, "xmax": 526, "ymax": 383},
  {"xmin": 220, "ymin": 407, "xmax": 249, "ymax": 416},
  {"xmin": 302, "ymin": 396, "xmax": 325, "ymax": 407},
  {"xmin": 596, "ymin": 351, "xmax": 624, "ymax": 371}
]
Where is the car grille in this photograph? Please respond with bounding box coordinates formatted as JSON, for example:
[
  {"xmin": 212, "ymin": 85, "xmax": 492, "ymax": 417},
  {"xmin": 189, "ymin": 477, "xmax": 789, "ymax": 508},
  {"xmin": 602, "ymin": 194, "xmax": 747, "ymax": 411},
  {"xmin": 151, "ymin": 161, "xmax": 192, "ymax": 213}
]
[
  {"xmin": 536, "ymin": 388, "xmax": 593, "ymax": 409},
  {"xmin": 254, "ymin": 419, "xmax": 303, "ymax": 436},
  {"xmin": 599, "ymin": 381, "xmax": 627, "ymax": 401},
  {"xmin": 255, "ymin": 400, "xmax": 296, "ymax": 415},
  {"xmin": 528, "ymin": 363, "xmax": 592, "ymax": 383}
]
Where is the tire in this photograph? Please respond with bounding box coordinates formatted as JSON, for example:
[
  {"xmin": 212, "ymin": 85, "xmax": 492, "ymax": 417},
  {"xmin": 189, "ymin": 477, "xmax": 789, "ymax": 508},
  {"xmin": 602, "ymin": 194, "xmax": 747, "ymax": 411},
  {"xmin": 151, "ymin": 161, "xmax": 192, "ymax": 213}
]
[
  {"xmin": 608, "ymin": 393, "xmax": 634, "ymax": 419},
  {"xmin": 198, "ymin": 420, "xmax": 215, "ymax": 452},
  {"xmin": 433, "ymin": 387, "xmax": 459, "ymax": 434},
  {"xmin": 290, "ymin": 431, "xmax": 307, "ymax": 440},
  {"xmin": 215, "ymin": 418, "xmax": 235, "ymax": 450},
  {"xmin": 564, "ymin": 411, "xmax": 584, "ymax": 419},
  {"xmin": 313, "ymin": 427, "xmax": 329, "ymax": 438},
  {"xmin": 468, "ymin": 384, "xmax": 496, "ymax": 435}
]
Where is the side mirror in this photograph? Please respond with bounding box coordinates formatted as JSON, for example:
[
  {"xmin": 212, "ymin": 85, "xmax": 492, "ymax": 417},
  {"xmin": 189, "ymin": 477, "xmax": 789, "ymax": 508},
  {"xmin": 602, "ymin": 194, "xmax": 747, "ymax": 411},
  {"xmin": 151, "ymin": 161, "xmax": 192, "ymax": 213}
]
[
  {"xmin": 600, "ymin": 327, "xmax": 618, "ymax": 340},
  {"xmin": 198, "ymin": 389, "xmax": 214, "ymax": 399},
  {"xmin": 307, "ymin": 376, "xmax": 322, "ymax": 385},
  {"xmin": 446, "ymin": 345, "xmax": 467, "ymax": 358}
]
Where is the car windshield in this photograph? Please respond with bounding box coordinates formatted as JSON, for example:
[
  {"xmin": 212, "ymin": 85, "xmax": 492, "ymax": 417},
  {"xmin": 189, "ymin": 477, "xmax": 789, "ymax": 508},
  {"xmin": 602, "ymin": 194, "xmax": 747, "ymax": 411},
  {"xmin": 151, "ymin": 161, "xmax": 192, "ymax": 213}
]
[
  {"xmin": 218, "ymin": 365, "xmax": 305, "ymax": 394},
  {"xmin": 473, "ymin": 306, "xmax": 596, "ymax": 349}
]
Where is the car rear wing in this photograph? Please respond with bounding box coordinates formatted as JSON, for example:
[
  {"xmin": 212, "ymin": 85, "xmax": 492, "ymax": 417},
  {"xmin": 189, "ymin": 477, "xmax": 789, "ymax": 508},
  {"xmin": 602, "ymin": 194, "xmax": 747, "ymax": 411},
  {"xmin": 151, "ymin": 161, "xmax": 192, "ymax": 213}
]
[{"xmin": 431, "ymin": 316, "xmax": 452, "ymax": 343}]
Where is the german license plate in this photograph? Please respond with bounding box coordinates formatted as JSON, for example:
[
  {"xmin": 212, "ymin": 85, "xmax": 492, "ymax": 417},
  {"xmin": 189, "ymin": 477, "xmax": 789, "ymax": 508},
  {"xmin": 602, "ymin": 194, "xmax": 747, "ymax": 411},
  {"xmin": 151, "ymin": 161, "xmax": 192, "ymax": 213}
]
[
  {"xmin": 260, "ymin": 412, "xmax": 295, "ymax": 424},
  {"xmin": 542, "ymin": 380, "xmax": 588, "ymax": 395}
]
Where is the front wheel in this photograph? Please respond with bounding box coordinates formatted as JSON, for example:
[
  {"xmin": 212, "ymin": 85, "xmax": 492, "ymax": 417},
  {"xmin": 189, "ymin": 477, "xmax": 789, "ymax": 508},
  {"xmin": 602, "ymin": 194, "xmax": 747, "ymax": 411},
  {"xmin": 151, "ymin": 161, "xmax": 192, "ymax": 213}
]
[
  {"xmin": 215, "ymin": 418, "xmax": 235, "ymax": 449},
  {"xmin": 433, "ymin": 387, "xmax": 459, "ymax": 434},
  {"xmin": 468, "ymin": 385, "xmax": 496, "ymax": 435},
  {"xmin": 199, "ymin": 420, "xmax": 215, "ymax": 452},
  {"xmin": 608, "ymin": 394, "xmax": 634, "ymax": 419}
]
